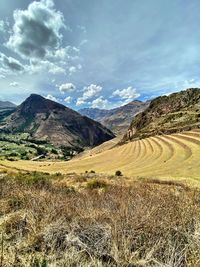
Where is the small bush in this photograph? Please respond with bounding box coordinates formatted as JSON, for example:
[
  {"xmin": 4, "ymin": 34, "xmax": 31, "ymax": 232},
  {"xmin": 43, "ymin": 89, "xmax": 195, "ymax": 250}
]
[
  {"xmin": 86, "ymin": 179, "xmax": 108, "ymax": 189},
  {"xmin": 90, "ymin": 170, "xmax": 95, "ymax": 173},
  {"xmin": 115, "ymin": 170, "xmax": 122, "ymax": 176},
  {"xmin": 51, "ymin": 148, "xmax": 58, "ymax": 154}
]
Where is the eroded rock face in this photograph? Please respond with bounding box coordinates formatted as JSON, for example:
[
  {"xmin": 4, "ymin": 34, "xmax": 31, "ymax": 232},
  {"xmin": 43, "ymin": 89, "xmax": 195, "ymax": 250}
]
[
  {"xmin": 2, "ymin": 94, "xmax": 115, "ymax": 148},
  {"xmin": 123, "ymin": 88, "xmax": 200, "ymax": 142}
]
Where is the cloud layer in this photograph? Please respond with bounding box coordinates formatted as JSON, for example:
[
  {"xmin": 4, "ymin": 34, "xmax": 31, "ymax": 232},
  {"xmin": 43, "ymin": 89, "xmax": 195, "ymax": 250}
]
[
  {"xmin": 0, "ymin": 53, "xmax": 24, "ymax": 72},
  {"xmin": 7, "ymin": 0, "xmax": 65, "ymax": 59},
  {"xmin": 1, "ymin": 0, "xmax": 200, "ymax": 108}
]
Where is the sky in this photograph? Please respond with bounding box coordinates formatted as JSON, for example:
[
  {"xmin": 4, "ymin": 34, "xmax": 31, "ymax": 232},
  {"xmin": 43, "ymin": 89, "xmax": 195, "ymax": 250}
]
[{"xmin": 0, "ymin": 0, "xmax": 200, "ymax": 110}]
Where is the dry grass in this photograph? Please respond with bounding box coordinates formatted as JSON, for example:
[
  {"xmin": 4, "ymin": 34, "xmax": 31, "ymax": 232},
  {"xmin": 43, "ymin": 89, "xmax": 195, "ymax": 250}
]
[
  {"xmin": 0, "ymin": 171, "xmax": 200, "ymax": 266},
  {"xmin": 0, "ymin": 130, "xmax": 200, "ymax": 184}
]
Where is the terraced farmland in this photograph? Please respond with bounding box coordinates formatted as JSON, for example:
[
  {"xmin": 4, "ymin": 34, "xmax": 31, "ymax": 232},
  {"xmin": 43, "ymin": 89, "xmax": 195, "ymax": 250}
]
[{"xmin": 1, "ymin": 130, "xmax": 200, "ymax": 184}]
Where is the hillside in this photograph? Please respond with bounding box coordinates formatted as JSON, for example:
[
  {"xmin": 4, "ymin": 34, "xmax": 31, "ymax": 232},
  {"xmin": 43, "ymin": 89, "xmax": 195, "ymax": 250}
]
[
  {"xmin": 79, "ymin": 100, "xmax": 149, "ymax": 134},
  {"xmin": 1, "ymin": 129, "xmax": 200, "ymax": 183},
  {"xmin": 122, "ymin": 88, "xmax": 200, "ymax": 142},
  {"xmin": 1, "ymin": 94, "xmax": 115, "ymax": 149},
  {"xmin": 1, "ymin": 170, "xmax": 200, "ymax": 267}
]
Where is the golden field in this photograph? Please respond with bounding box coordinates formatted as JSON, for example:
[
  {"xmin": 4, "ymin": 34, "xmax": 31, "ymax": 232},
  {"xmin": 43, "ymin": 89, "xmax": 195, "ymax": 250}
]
[{"xmin": 0, "ymin": 129, "xmax": 200, "ymax": 185}]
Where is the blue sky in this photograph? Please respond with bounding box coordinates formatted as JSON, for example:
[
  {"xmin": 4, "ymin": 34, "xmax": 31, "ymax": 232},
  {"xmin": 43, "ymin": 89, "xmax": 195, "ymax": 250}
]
[{"xmin": 0, "ymin": 0, "xmax": 200, "ymax": 109}]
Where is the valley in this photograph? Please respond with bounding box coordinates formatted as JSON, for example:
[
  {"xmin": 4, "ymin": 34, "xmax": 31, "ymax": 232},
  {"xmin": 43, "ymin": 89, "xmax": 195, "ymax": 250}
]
[
  {"xmin": 1, "ymin": 129, "xmax": 200, "ymax": 185},
  {"xmin": 1, "ymin": 1, "xmax": 200, "ymax": 265},
  {"xmin": 0, "ymin": 85, "xmax": 200, "ymax": 267},
  {"xmin": 0, "ymin": 88, "xmax": 199, "ymax": 185},
  {"xmin": 79, "ymin": 100, "xmax": 149, "ymax": 134}
]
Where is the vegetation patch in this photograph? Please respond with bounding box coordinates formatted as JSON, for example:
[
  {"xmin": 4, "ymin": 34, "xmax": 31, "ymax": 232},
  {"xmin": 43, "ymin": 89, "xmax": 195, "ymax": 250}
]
[
  {"xmin": 0, "ymin": 171, "xmax": 199, "ymax": 266},
  {"xmin": 0, "ymin": 133, "xmax": 82, "ymax": 161},
  {"xmin": 86, "ymin": 178, "xmax": 108, "ymax": 189}
]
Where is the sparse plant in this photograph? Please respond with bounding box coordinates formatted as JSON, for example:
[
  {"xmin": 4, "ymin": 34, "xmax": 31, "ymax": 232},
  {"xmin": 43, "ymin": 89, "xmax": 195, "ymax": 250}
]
[
  {"xmin": 115, "ymin": 170, "xmax": 122, "ymax": 176},
  {"xmin": 86, "ymin": 179, "xmax": 108, "ymax": 189}
]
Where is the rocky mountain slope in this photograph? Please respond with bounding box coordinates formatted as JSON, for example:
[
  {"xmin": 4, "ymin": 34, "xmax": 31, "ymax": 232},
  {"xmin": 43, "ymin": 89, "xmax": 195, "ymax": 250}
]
[
  {"xmin": 79, "ymin": 100, "xmax": 149, "ymax": 134},
  {"xmin": 122, "ymin": 88, "xmax": 200, "ymax": 142},
  {"xmin": 1, "ymin": 94, "xmax": 115, "ymax": 148}
]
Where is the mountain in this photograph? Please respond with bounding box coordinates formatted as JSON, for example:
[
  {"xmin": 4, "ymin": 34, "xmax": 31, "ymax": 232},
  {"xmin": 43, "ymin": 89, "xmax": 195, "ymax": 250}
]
[
  {"xmin": 0, "ymin": 101, "xmax": 16, "ymax": 126},
  {"xmin": 79, "ymin": 100, "xmax": 149, "ymax": 135},
  {"xmin": 78, "ymin": 108, "xmax": 109, "ymax": 121},
  {"xmin": 0, "ymin": 100, "xmax": 16, "ymax": 109},
  {"xmin": 122, "ymin": 88, "xmax": 200, "ymax": 142},
  {"xmin": 1, "ymin": 94, "xmax": 115, "ymax": 148}
]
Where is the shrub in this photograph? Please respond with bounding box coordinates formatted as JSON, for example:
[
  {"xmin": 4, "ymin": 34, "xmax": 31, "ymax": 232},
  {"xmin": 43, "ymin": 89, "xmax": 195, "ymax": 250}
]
[
  {"xmin": 86, "ymin": 179, "xmax": 108, "ymax": 189},
  {"xmin": 90, "ymin": 170, "xmax": 95, "ymax": 173},
  {"xmin": 9, "ymin": 152, "xmax": 18, "ymax": 157},
  {"xmin": 51, "ymin": 148, "xmax": 58, "ymax": 154},
  {"xmin": 115, "ymin": 170, "xmax": 122, "ymax": 176}
]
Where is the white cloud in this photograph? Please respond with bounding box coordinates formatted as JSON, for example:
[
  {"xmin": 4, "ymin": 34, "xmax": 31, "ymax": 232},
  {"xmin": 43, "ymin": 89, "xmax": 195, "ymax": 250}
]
[
  {"xmin": 52, "ymin": 46, "xmax": 79, "ymax": 61},
  {"xmin": 59, "ymin": 83, "xmax": 76, "ymax": 93},
  {"xmin": 76, "ymin": 84, "xmax": 102, "ymax": 106},
  {"xmin": 7, "ymin": 0, "xmax": 65, "ymax": 59},
  {"xmin": 91, "ymin": 96, "xmax": 109, "ymax": 109},
  {"xmin": 83, "ymin": 84, "xmax": 102, "ymax": 99},
  {"xmin": 27, "ymin": 60, "xmax": 65, "ymax": 75},
  {"xmin": 76, "ymin": 98, "xmax": 85, "ymax": 106},
  {"xmin": 112, "ymin": 86, "xmax": 140, "ymax": 101},
  {"xmin": 69, "ymin": 66, "xmax": 76, "ymax": 75},
  {"xmin": 64, "ymin": 96, "xmax": 72, "ymax": 103},
  {"xmin": 48, "ymin": 65, "xmax": 65, "ymax": 74},
  {"xmin": 9, "ymin": 82, "xmax": 19, "ymax": 87},
  {"xmin": 45, "ymin": 94, "xmax": 58, "ymax": 102},
  {"xmin": 68, "ymin": 64, "xmax": 82, "ymax": 75},
  {"xmin": 0, "ymin": 20, "xmax": 5, "ymax": 33}
]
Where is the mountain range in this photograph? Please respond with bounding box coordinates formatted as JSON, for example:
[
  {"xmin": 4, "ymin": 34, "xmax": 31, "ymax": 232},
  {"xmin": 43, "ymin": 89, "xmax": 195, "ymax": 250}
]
[
  {"xmin": 0, "ymin": 94, "xmax": 115, "ymax": 149},
  {"xmin": 1, "ymin": 88, "xmax": 199, "ymax": 152},
  {"xmin": 79, "ymin": 100, "xmax": 149, "ymax": 134}
]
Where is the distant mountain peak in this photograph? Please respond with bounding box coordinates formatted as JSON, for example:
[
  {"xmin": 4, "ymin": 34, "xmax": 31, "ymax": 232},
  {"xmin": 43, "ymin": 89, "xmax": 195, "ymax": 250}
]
[
  {"xmin": 19, "ymin": 94, "xmax": 67, "ymax": 115},
  {"xmin": 79, "ymin": 100, "xmax": 149, "ymax": 135},
  {"xmin": 0, "ymin": 100, "xmax": 16, "ymax": 109},
  {"xmin": 2, "ymin": 94, "xmax": 115, "ymax": 148}
]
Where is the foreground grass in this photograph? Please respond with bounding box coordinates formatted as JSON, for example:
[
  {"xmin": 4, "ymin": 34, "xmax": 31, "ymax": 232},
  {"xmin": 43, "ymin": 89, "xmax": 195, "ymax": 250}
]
[{"xmin": 0, "ymin": 171, "xmax": 200, "ymax": 266}]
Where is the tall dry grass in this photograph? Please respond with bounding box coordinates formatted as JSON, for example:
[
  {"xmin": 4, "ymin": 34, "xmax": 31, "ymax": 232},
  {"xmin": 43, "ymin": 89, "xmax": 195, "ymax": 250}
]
[{"xmin": 0, "ymin": 171, "xmax": 199, "ymax": 266}]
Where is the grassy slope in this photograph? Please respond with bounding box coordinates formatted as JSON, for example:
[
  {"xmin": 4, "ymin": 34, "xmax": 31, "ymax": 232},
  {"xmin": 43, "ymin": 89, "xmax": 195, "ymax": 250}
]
[
  {"xmin": 0, "ymin": 171, "xmax": 200, "ymax": 266},
  {"xmin": 1, "ymin": 130, "xmax": 200, "ymax": 185}
]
